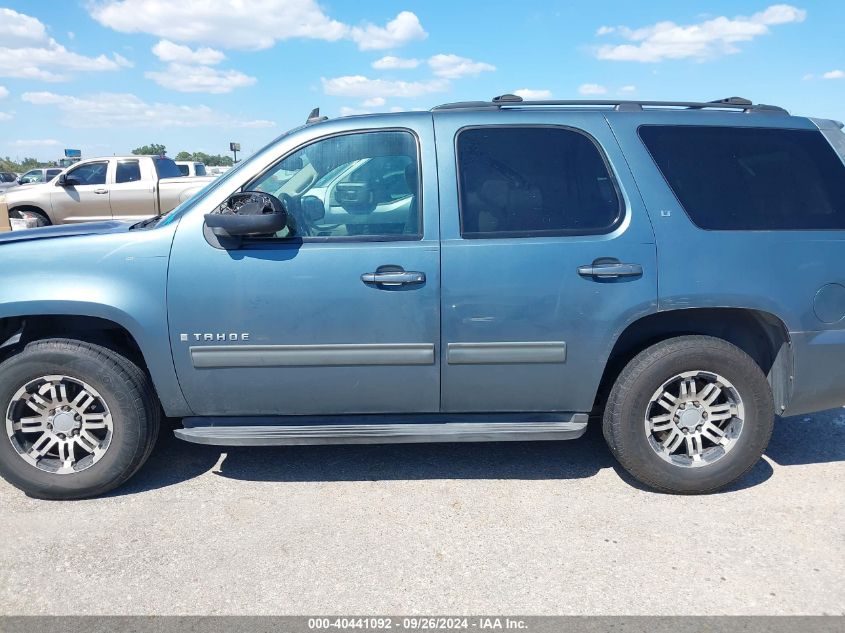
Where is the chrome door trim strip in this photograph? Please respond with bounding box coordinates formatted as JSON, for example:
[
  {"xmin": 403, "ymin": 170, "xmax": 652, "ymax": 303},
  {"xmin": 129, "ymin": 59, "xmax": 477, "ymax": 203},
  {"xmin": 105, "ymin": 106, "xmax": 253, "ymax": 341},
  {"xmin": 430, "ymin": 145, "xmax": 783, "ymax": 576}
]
[
  {"xmin": 447, "ymin": 342, "xmax": 567, "ymax": 365},
  {"xmin": 191, "ymin": 343, "xmax": 435, "ymax": 368}
]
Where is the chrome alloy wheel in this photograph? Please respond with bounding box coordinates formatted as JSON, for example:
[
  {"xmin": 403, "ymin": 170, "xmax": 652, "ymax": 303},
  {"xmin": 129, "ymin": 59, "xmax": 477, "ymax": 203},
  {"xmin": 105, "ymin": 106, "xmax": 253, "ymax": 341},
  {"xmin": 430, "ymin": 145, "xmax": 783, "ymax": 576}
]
[
  {"xmin": 644, "ymin": 370, "xmax": 744, "ymax": 468},
  {"xmin": 5, "ymin": 375, "xmax": 113, "ymax": 474}
]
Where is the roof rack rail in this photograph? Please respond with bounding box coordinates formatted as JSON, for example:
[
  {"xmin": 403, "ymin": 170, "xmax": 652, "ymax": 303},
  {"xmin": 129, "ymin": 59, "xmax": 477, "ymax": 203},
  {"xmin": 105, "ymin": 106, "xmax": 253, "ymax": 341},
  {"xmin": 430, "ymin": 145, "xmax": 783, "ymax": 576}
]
[{"xmin": 433, "ymin": 94, "xmax": 788, "ymax": 115}]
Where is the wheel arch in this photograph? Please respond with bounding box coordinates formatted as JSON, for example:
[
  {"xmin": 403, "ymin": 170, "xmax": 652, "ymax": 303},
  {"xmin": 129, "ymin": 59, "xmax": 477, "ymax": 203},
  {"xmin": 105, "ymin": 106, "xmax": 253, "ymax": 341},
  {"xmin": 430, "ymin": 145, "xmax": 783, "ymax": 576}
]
[
  {"xmin": 8, "ymin": 204, "xmax": 51, "ymax": 223},
  {"xmin": 598, "ymin": 308, "xmax": 792, "ymax": 414},
  {"xmin": 0, "ymin": 302, "xmax": 190, "ymax": 417}
]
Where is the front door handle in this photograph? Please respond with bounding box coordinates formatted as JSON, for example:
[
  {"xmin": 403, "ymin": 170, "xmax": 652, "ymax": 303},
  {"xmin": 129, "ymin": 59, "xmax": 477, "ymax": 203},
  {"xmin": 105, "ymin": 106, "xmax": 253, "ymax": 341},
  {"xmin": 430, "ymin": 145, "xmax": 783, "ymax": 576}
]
[
  {"xmin": 94, "ymin": 188, "xmax": 108, "ymax": 195},
  {"xmin": 578, "ymin": 262, "xmax": 643, "ymax": 279},
  {"xmin": 361, "ymin": 270, "xmax": 426, "ymax": 287}
]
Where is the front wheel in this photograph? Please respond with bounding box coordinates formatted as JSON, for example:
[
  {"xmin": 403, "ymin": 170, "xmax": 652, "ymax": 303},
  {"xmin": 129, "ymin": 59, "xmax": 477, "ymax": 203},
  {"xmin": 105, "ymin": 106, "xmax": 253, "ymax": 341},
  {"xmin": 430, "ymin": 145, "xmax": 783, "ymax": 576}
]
[
  {"xmin": 0, "ymin": 339, "xmax": 159, "ymax": 499},
  {"xmin": 603, "ymin": 335, "xmax": 774, "ymax": 494}
]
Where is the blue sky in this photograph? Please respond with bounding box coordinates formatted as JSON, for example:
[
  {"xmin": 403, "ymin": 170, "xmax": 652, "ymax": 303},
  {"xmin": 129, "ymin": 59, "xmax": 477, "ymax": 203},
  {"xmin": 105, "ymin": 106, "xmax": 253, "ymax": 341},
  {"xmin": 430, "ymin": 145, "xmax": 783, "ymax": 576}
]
[{"xmin": 0, "ymin": 0, "xmax": 843, "ymax": 161}]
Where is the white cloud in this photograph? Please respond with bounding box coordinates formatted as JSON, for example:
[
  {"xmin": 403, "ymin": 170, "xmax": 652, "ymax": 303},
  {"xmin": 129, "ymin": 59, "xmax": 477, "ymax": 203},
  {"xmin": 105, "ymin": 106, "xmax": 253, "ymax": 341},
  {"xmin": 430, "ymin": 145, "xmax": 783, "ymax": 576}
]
[
  {"xmin": 513, "ymin": 88, "xmax": 552, "ymax": 100},
  {"xmin": 0, "ymin": 86, "xmax": 8, "ymax": 100},
  {"xmin": 9, "ymin": 139, "xmax": 61, "ymax": 147},
  {"xmin": 618, "ymin": 84, "xmax": 637, "ymax": 93},
  {"xmin": 152, "ymin": 40, "xmax": 226, "ymax": 65},
  {"xmin": 351, "ymin": 11, "xmax": 427, "ymax": 50},
  {"xmin": 321, "ymin": 75, "xmax": 448, "ymax": 99},
  {"xmin": 0, "ymin": 112, "xmax": 12, "ymax": 122},
  {"xmin": 21, "ymin": 91, "xmax": 275, "ymax": 128},
  {"xmin": 372, "ymin": 56, "xmax": 420, "ymax": 70},
  {"xmin": 91, "ymin": 1, "xmax": 425, "ymax": 51},
  {"xmin": 145, "ymin": 64, "xmax": 257, "ymax": 93},
  {"xmin": 428, "ymin": 54, "xmax": 496, "ymax": 79},
  {"xmin": 594, "ymin": 4, "xmax": 806, "ymax": 62},
  {"xmin": 362, "ymin": 97, "xmax": 386, "ymax": 107},
  {"xmin": 0, "ymin": 7, "xmax": 131, "ymax": 82},
  {"xmin": 822, "ymin": 70, "xmax": 844, "ymax": 80},
  {"xmin": 578, "ymin": 83, "xmax": 608, "ymax": 95},
  {"xmin": 148, "ymin": 40, "xmax": 253, "ymax": 93}
]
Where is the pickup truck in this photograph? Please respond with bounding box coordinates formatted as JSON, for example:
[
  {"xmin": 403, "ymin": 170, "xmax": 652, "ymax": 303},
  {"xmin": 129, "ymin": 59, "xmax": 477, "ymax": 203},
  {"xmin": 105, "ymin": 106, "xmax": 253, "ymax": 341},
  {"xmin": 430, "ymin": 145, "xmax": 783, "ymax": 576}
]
[
  {"xmin": 1, "ymin": 96, "xmax": 844, "ymax": 500},
  {"xmin": 175, "ymin": 161, "xmax": 208, "ymax": 177},
  {"xmin": 0, "ymin": 155, "xmax": 213, "ymax": 229}
]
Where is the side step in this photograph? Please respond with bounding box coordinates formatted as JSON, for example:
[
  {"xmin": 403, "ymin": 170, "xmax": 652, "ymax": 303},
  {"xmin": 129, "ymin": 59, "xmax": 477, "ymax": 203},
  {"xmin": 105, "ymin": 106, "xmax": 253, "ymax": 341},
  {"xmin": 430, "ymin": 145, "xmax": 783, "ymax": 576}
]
[{"xmin": 174, "ymin": 414, "xmax": 588, "ymax": 446}]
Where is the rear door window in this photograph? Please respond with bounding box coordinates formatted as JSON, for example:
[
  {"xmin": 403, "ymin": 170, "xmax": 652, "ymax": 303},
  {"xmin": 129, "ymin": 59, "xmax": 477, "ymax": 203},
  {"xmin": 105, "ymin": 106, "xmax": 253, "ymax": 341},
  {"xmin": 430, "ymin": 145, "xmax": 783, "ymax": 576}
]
[
  {"xmin": 639, "ymin": 125, "xmax": 845, "ymax": 230},
  {"xmin": 456, "ymin": 126, "xmax": 622, "ymax": 238},
  {"xmin": 116, "ymin": 160, "xmax": 142, "ymax": 183}
]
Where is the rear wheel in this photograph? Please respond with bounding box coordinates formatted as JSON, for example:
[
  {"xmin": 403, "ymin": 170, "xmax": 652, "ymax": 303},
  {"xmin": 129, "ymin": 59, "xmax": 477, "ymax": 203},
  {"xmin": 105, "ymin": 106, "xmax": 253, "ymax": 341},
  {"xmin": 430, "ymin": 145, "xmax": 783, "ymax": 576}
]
[
  {"xmin": 0, "ymin": 339, "xmax": 159, "ymax": 499},
  {"xmin": 603, "ymin": 335, "xmax": 774, "ymax": 494}
]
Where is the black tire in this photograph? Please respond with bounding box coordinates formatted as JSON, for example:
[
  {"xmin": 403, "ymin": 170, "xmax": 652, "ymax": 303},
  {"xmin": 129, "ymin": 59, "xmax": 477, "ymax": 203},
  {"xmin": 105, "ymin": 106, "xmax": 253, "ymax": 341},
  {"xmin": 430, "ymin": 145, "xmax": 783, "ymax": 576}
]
[
  {"xmin": 0, "ymin": 339, "xmax": 159, "ymax": 499},
  {"xmin": 603, "ymin": 335, "xmax": 774, "ymax": 494}
]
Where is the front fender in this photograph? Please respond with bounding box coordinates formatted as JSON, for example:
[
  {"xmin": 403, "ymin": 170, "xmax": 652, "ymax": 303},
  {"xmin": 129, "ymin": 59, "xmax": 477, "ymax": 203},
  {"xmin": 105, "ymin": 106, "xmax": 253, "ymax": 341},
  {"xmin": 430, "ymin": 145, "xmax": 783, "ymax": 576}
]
[{"xmin": 0, "ymin": 224, "xmax": 191, "ymax": 416}]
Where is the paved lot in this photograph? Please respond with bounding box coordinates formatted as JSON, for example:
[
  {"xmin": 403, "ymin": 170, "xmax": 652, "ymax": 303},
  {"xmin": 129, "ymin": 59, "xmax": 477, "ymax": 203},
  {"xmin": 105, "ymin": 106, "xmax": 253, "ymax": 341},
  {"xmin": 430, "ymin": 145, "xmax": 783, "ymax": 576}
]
[{"xmin": 0, "ymin": 410, "xmax": 842, "ymax": 616}]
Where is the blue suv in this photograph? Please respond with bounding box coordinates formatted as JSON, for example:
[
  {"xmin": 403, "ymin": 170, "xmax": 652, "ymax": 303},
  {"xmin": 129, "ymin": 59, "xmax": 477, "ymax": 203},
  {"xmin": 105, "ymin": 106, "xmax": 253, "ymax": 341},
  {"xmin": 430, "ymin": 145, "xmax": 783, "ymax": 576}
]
[{"xmin": 1, "ymin": 95, "xmax": 844, "ymax": 499}]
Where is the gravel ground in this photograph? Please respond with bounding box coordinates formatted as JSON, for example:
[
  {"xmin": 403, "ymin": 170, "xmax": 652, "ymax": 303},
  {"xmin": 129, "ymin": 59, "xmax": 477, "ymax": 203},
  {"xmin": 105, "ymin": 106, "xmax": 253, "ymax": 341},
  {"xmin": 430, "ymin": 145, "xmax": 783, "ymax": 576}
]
[{"xmin": 0, "ymin": 409, "xmax": 842, "ymax": 615}]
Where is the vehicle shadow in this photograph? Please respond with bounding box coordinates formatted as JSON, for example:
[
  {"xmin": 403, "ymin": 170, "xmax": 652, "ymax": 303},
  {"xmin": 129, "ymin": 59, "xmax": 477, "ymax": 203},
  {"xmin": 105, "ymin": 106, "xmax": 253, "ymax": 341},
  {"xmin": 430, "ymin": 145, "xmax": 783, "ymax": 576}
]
[{"xmin": 111, "ymin": 408, "xmax": 845, "ymax": 498}]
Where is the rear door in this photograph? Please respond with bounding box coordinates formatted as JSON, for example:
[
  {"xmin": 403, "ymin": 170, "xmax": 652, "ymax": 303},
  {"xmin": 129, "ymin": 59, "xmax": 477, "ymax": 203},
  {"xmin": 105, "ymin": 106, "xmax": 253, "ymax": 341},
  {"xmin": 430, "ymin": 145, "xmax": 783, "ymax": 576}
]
[
  {"xmin": 433, "ymin": 110, "xmax": 657, "ymax": 413},
  {"xmin": 108, "ymin": 158, "xmax": 157, "ymax": 221}
]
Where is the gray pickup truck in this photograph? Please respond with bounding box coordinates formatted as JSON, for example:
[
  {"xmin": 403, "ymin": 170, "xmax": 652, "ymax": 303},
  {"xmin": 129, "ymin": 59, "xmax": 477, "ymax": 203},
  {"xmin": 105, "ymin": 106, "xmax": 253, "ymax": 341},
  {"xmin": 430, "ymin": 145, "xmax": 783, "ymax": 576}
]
[{"xmin": 0, "ymin": 155, "xmax": 213, "ymax": 229}]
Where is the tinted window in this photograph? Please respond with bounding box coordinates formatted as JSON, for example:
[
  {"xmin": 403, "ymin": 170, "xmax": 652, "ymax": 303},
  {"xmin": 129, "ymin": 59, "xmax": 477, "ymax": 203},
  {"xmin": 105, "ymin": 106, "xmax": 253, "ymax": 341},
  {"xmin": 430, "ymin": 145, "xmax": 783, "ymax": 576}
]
[
  {"xmin": 194, "ymin": 164, "xmax": 207, "ymax": 176},
  {"xmin": 457, "ymin": 127, "xmax": 620, "ymax": 238},
  {"xmin": 67, "ymin": 162, "xmax": 107, "ymax": 186},
  {"xmin": 639, "ymin": 126, "xmax": 845, "ymax": 230},
  {"xmin": 0, "ymin": 172, "xmax": 15, "ymax": 182},
  {"xmin": 46, "ymin": 169, "xmax": 62, "ymax": 179},
  {"xmin": 249, "ymin": 130, "xmax": 420, "ymax": 240},
  {"xmin": 154, "ymin": 158, "xmax": 183, "ymax": 179},
  {"xmin": 177, "ymin": 164, "xmax": 189, "ymax": 176},
  {"xmin": 116, "ymin": 160, "xmax": 142, "ymax": 183}
]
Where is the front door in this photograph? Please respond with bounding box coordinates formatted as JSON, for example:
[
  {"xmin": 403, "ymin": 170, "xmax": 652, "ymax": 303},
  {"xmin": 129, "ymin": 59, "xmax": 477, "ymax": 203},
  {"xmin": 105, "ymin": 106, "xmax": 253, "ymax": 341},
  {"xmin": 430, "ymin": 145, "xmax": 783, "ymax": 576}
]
[
  {"xmin": 49, "ymin": 160, "xmax": 111, "ymax": 223},
  {"xmin": 434, "ymin": 112, "xmax": 658, "ymax": 413},
  {"xmin": 168, "ymin": 122, "xmax": 440, "ymax": 416}
]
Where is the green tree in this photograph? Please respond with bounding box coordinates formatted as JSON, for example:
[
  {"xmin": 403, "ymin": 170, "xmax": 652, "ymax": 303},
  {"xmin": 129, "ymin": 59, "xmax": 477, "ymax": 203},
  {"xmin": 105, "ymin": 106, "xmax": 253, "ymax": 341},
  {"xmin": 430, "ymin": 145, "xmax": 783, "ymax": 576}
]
[
  {"xmin": 175, "ymin": 151, "xmax": 192, "ymax": 161},
  {"xmin": 132, "ymin": 143, "xmax": 167, "ymax": 156}
]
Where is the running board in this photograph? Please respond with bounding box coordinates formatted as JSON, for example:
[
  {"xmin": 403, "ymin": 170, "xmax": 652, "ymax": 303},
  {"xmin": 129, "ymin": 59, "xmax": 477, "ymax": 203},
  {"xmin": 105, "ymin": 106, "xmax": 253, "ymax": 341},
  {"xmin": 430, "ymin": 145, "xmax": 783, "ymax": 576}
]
[{"xmin": 174, "ymin": 414, "xmax": 588, "ymax": 446}]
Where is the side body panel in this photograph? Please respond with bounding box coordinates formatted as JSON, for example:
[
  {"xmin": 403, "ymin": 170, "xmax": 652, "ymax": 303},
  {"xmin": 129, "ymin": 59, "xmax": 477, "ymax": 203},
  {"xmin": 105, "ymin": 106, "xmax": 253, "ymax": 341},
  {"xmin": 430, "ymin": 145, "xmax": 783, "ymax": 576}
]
[
  {"xmin": 434, "ymin": 110, "xmax": 658, "ymax": 413},
  {"xmin": 608, "ymin": 111, "xmax": 845, "ymax": 416}
]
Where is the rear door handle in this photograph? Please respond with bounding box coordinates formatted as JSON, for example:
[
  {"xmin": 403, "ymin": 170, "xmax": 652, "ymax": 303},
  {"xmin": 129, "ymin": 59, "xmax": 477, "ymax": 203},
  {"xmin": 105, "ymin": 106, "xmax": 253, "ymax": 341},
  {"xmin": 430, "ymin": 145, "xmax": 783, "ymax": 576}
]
[
  {"xmin": 94, "ymin": 188, "xmax": 108, "ymax": 195},
  {"xmin": 361, "ymin": 270, "xmax": 426, "ymax": 287},
  {"xmin": 578, "ymin": 262, "xmax": 643, "ymax": 279}
]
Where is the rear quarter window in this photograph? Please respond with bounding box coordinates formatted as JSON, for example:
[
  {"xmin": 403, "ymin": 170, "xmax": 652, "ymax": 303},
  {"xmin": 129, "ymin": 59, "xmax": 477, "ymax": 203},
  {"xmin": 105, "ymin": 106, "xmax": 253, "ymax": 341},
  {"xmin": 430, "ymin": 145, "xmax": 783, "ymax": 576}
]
[{"xmin": 639, "ymin": 125, "xmax": 845, "ymax": 230}]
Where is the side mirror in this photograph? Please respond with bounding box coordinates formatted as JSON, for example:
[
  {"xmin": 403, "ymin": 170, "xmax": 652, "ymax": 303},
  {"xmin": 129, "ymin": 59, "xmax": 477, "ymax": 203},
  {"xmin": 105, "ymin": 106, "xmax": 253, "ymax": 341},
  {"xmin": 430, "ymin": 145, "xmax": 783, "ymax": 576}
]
[
  {"xmin": 300, "ymin": 195, "xmax": 325, "ymax": 222},
  {"xmin": 204, "ymin": 191, "xmax": 287, "ymax": 238},
  {"xmin": 57, "ymin": 174, "xmax": 77, "ymax": 187}
]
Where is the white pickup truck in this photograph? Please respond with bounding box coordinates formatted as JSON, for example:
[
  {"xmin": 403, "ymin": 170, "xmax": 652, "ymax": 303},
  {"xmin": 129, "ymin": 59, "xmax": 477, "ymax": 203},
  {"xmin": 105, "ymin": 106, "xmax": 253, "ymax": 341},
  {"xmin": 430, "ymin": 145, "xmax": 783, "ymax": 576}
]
[{"xmin": 0, "ymin": 155, "xmax": 214, "ymax": 229}]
